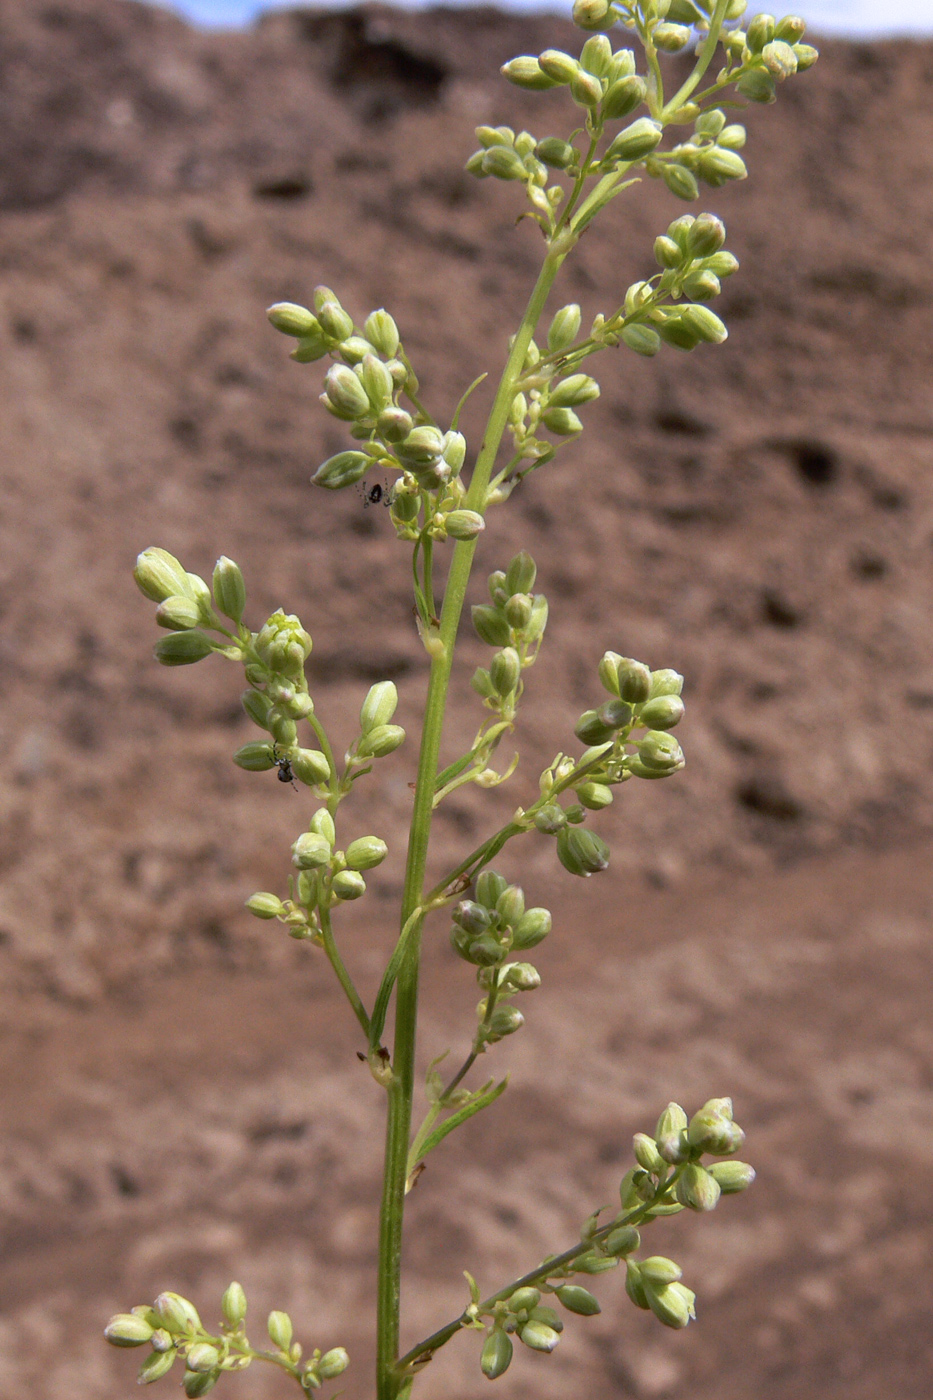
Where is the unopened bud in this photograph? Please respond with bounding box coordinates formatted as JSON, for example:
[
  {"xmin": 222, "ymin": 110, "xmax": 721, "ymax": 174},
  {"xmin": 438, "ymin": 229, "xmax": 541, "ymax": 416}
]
[
  {"xmin": 625, "ymin": 1259, "xmax": 650, "ymax": 1310},
  {"xmin": 538, "ymin": 48, "xmax": 580, "ymax": 83},
  {"xmin": 555, "ymin": 1284, "xmax": 600, "ymax": 1316},
  {"xmin": 363, "ymin": 308, "xmax": 399, "ymax": 358},
  {"xmin": 490, "ymin": 647, "xmax": 521, "ymax": 697},
  {"xmin": 577, "ymin": 781, "xmax": 613, "ymax": 810},
  {"xmin": 518, "ymin": 1320, "xmax": 560, "ymax": 1352},
  {"xmin": 290, "ymin": 749, "xmax": 331, "ymax": 786},
  {"xmin": 746, "ymin": 11, "xmax": 775, "ymax": 51},
  {"xmin": 502, "ymin": 961, "xmax": 541, "ymax": 991},
  {"xmin": 345, "ymin": 836, "xmax": 388, "ymax": 870},
  {"xmin": 605, "ymin": 1224, "xmax": 640, "ymax": 1256},
  {"xmin": 154, "ymin": 1293, "xmax": 201, "ymax": 1336},
  {"xmin": 481, "ymin": 1329, "xmax": 513, "ymax": 1378},
  {"xmin": 313, "ymin": 450, "xmax": 371, "ymax": 490},
  {"xmin": 154, "ymin": 631, "xmax": 214, "ymax": 666},
  {"xmin": 104, "ymin": 1314, "xmax": 155, "ymax": 1347},
  {"xmin": 445, "ymin": 509, "xmax": 485, "ymax": 541},
  {"xmin": 606, "ymin": 118, "xmax": 663, "ymax": 162},
  {"xmin": 291, "ymin": 833, "xmax": 332, "ymax": 870},
  {"xmin": 511, "ymin": 906, "xmax": 552, "ymax": 949},
  {"xmin": 542, "ymin": 405, "xmax": 583, "ymax": 435},
  {"xmin": 575, "ymin": 710, "xmax": 616, "ymax": 745},
  {"xmin": 318, "ymin": 1348, "xmax": 349, "ymax": 1379},
  {"xmin": 675, "ymin": 1162, "xmax": 722, "ymax": 1211},
  {"xmin": 572, "ymin": 0, "xmax": 614, "ymax": 30},
  {"xmin": 602, "ymin": 74, "xmax": 647, "ymax": 120},
  {"xmin": 134, "ymin": 547, "xmax": 192, "ymax": 604},
  {"xmin": 360, "ymin": 681, "xmax": 398, "ymax": 734},
  {"xmin": 183, "ymin": 1372, "xmax": 219, "ymax": 1398},
  {"xmin": 323, "ymin": 364, "xmax": 370, "ymax": 421},
  {"xmin": 622, "ymin": 323, "xmax": 661, "ymax": 356},
  {"xmin": 633, "ymin": 1132, "xmax": 665, "ymax": 1173},
  {"xmin": 156, "ymin": 595, "xmax": 203, "ymax": 631},
  {"xmin": 357, "ymin": 723, "xmax": 406, "ymax": 758},
  {"xmin": 221, "ymin": 1283, "xmax": 247, "ymax": 1328},
  {"xmin": 475, "ymin": 869, "xmax": 509, "ymax": 907},
  {"xmin": 638, "ymin": 694, "xmax": 685, "ymax": 730},
  {"xmin": 557, "ymin": 826, "xmax": 610, "ymax": 876},
  {"xmin": 472, "ymin": 604, "xmax": 512, "ymax": 647},
  {"xmin": 486, "ymin": 1005, "xmax": 524, "ymax": 1040},
  {"xmin": 482, "ymin": 146, "xmax": 527, "ymax": 180},
  {"xmin": 187, "ymin": 1344, "xmax": 221, "ymax": 1373},
  {"xmin": 501, "ymin": 55, "xmax": 559, "ymax": 90},
  {"xmin": 233, "ymin": 741, "xmax": 277, "ymax": 772},
  {"xmin": 246, "ymin": 892, "xmax": 286, "ymax": 920},
  {"xmin": 708, "ymin": 1160, "xmax": 756, "ymax": 1193},
  {"xmin": 655, "ymin": 1103, "xmax": 689, "ymax": 1161},
  {"xmin": 645, "ymin": 1280, "xmax": 696, "ymax": 1329},
  {"xmin": 138, "ymin": 1350, "xmax": 176, "ymax": 1382},
  {"xmin": 496, "ymin": 883, "xmax": 525, "ymax": 926},
  {"xmin": 534, "ymin": 804, "xmax": 566, "ymax": 835},
  {"xmin": 331, "ymin": 870, "xmax": 365, "ymax": 901}
]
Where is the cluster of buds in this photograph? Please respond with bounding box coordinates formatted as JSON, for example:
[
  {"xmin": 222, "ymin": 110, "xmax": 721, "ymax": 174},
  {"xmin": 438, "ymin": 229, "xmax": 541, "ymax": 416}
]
[
  {"xmin": 722, "ymin": 12, "xmax": 818, "ymax": 102},
  {"xmin": 465, "ymin": 126, "xmax": 566, "ymax": 226},
  {"xmin": 505, "ymin": 336, "xmax": 601, "ymax": 462},
  {"xmin": 647, "ymin": 110, "xmax": 748, "ymax": 202},
  {"xmin": 471, "ymin": 553, "xmax": 549, "ymax": 719},
  {"xmin": 618, "ymin": 212, "xmax": 736, "ymax": 354},
  {"xmin": 104, "ymin": 1284, "xmax": 349, "ymax": 1395},
  {"xmin": 450, "ymin": 869, "xmax": 551, "ymax": 971},
  {"xmin": 133, "ymin": 548, "xmax": 248, "ymax": 668}
]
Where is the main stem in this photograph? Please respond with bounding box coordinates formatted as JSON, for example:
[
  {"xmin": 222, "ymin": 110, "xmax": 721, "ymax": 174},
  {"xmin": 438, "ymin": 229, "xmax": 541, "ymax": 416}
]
[{"xmin": 375, "ymin": 238, "xmax": 572, "ymax": 1400}]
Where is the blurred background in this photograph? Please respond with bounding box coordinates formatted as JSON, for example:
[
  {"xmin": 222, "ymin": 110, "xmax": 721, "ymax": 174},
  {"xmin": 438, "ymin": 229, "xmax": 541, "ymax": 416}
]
[{"xmin": 1, "ymin": 1, "xmax": 932, "ymax": 1397}]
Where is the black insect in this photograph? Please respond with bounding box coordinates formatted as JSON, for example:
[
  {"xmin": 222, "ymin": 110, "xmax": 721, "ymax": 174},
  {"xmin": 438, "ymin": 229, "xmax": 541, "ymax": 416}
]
[
  {"xmin": 270, "ymin": 743, "xmax": 298, "ymax": 790},
  {"xmin": 357, "ymin": 477, "xmax": 393, "ymax": 508}
]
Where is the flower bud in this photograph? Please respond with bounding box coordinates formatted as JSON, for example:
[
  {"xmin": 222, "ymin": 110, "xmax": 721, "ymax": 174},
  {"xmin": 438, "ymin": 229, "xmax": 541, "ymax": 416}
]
[
  {"xmin": 150, "ymin": 1329, "xmax": 175, "ymax": 1353},
  {"xmin": 209, "ymin": 555, "xmax": 246, "ymax": 624},
  {"xmin": 363, "ymin": 308, "xmax": 399, "ymax": 357},
  {"xmin": 501, "ymin": 55, "xmax": 560, "ymax": 90},
  {"xmin": 597, "ymin": 697, "xmax": 633, "ymax": 729},
  {"xmin": 187, "ymin": 1344, "xmax": 221, "ymax": 1373},
  {"xmin": 334, "ymin": 870, "xmax": 367, "ymax": 902},
  {"xmin": 154, "ymin": 1293, "xmax": 201, "ymax": 1335},
  {"xmin": 318, "ymin": 1348, "xmax": 349, "ymax": 1379},
  {"xmin": 246, "ymin": 892, "xmax": 286, "ymax": 919},
  {"xmin": 542, "ymin": 405, "xmax": 583, "ymax": 435},
  {"xmin": 570, "ymin": 68, "xmax": 604, "ymax": 107},
  {"xmin": 104, "ymin": 1314, "xmax": 155, "ymax": 1347},
  {"xmin": 359, "ymin": 682, "xmax": 398, "ymax": 735},
  {"xmin": 633, "ymin": 1131, "xmax": 665, "ymax": 1173},
  {"xmin": 233, "ymin": 741, "xmax": 276, "ymax": 772},
  {"xmin": 793, "ymin": 42, "xmax": 819, "ymax": 70},
  {"xmin": 518, "ymin": 1320, "xmax": 560, "ymax": 1352},
  {"xmin": 436, "ymin": 507, "xmax": 481, "ymax": 543},
  {"xmin": 476, "ymin": 869, "xmax": 509, "ymax": 907},
  {"xmin": 675, "ymin": 1162, "xmax": 722, "ymax": 1212},
  {"xmin": 183, "ymin": 1372, "xmax": 218, "ymax": 1398},
  {"xmin": 512, "ymin": 906, "xmax": 552, "ymax": 949},
  {"xmin": 613, "ymin": 657, "xmax": 650, "ymax": 703},
  {"xmin": 577, "ymin": 781, "xmax": 613, "ymax": 809},
  {"xmin": 292, "ymin": 833, "xmax": 332, "ymax": 870},
  {"xmin": 638, "ymin": 694, "xmax": 685, "ymax": 730},
  {"xmin": 736, "ymin": 68, "xmax": 776, "ymax": 103},
  {"xmin": 290, "ymin": 749, "xmax": 330, "ymax": 786},
  {"xmin": 699, "ymin": 147, "xmax": 747, "ymax": 185},
  {"xmin": 472, "ymin": 604, "xmax": 511, "ymax": 647},
  {"xmin": 138, "ymin": 1350, "xmax": 176, "ymax": 1382},
  {"xmin": 645, "ymin": 1280, "xmax": 695, "ymax": 1329},
  {"xmin": 625, "ymin": 1260, "xmax": 650, "ymax": 1309},
  {"xmin": 605, "ymin": 1224, "xmax": 640, "ymax": 1256},
  {"xmin": 315, "ymin": 296, "xmax": 353, "ymax": 342},
  {"xmin": 572, "ymin": 0, "xmax": 615, "ymax": 30},
  {"xmin": 453, "ymin": 900, "xmax": 492, "ymax": 935},
  {"xmin": 537, "ymin": 48, "xmax": 580, "ymax": 83},
  {"xmin": 708, "ymin": 1160, "xmax": 756, "ymax": 1193},
  {"xmin": 557, "ymin": 826, "xmax": 610, "ymax": 876},
  {"xmin": 574, "ymin": 710, "xmax": 615, "ymax": 745},
  {"xmin": 549, "ymin": 374, "xmax": 600, "ymax": 408},
  {"xmin": 653, "ymin": 234, "xmax": 683, "ymax": 269},
  {"xmin": 154, "ymin": 631, "xmax": 214, "ymax": 666},
  {"xmin": 313, "ymin": 450, "xmax": 371, "ymax": 490},
  {"xmin": 482, "ymin": 146, "xmax": 527, "ymax": 180},
  {"xmin": 356, "ymin": 723, "xmax": 405, "ymax": 758},
  {"xmin": 398, "ymin": 425, "xmax": 445, "ymax": 467},
  {"xmin": 682, "ymin": 269, "xmax": 721, "ymax": 301},
  {"xmin": 656, "ymin": 21, "xmax": 692, "ymax": 49},
  {"xmin": 762, "ymin": 38, "xmax": 797, "ymax": 77},
  {"xmin": 502, "ymin": 961, "xmax": 541, "ymax": 991},
  {"xmin": 662, "ymin": 163, "xmax": 699, "ymax": 201},
  {"xmin": 323, "ymin": 364, "xmax": 371, "ymax": 421},
  {"xmin": 508, "ymin": 1286, "xmax": 541, "ymax": 1312},
  {"xmin": 490, "ymin": 647, "xmax": 521, "ymax": 697},
  {"xmin": 655, "ymin": 1102, "xmax": 688, "ymax": 1162},
  {"xmin": 267, "ymin": 1311, "xmax": 293, "ymax": 1351},
  {"xmin": 602, "ymin": 74, "xmax": 647, "ymax": 120},
  {"xmin": 291, "ymin": 330, "xmax": 330, "ymax": 362},
  {"xmin": 486, "ymin": 1005, "xmax": 524, "ymax": 1040},
  {"xmin": 496, "ymin": 883, "xmax": 525, "ymax": 927},
  {"xmin": 135, "ymin": 547, "xmax": 193, "ymax": 603},
  {"xmin": 269, "ymin": 714, "xmax": 298, "ymax": 747},
  {"xmin": 622, "ymin": 324, "xmax": 661, "ymax": 356},
  {"xmin": 555, "ymin": 1284, "xmax": 600, "ymax": 1316},
  {"xmin": 547, "ymin": 303, "xmax": 582, "ymax": 353},
  {"xmin": 605, "ymin": 118, "xmax": 663, "ymax": 162},
  {"xmin": 359, "ymin": 354, "xmax": 394, "ymax": 413},
  {"xmin": 242, "ymin": 689, "xmax": 272, "ymax": 732},
  {"xmin": 267, "ymin": 303, "xmax": 318, "ymax": 337},
  {"xmin": 156, "ymin": 595, "xmax": 203, "ymax": 631},
  {"xmin": 481, "ymin": 1329, "xmax": 513, "ymax": 1379},
  {"xmin": 345, "ymin": 836, "xmax": 388, "ymax": 870},
  {"xmin": 746, "ymin": 11, "xmax": 775, "ymax": 51}
]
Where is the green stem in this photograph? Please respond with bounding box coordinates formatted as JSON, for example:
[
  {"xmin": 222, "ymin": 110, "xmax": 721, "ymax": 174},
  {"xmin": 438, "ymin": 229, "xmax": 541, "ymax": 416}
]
[
  {"xmin": 319, "ymin": 904, "xmax": 371, "ymax": 1037},
  {"xmin": 661, "ymin": 0, "xmax": 731, "ymax": 119},
  {"xmin": 375, "ymin": 239, "xmax": 572, "ymax": 1400}
]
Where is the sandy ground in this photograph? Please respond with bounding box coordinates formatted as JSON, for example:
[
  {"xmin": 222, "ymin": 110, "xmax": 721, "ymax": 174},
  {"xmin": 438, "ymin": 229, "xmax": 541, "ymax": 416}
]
[{"xmin": 0, "ymin": 2, "xmax": 931, "ymax": 1396}]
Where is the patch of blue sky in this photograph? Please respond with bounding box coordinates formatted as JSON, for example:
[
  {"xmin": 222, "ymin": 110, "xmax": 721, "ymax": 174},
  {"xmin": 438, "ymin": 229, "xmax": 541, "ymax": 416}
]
[{"xmin": 149, "ymin": 0, "xmax": 933, "ymax": 37}]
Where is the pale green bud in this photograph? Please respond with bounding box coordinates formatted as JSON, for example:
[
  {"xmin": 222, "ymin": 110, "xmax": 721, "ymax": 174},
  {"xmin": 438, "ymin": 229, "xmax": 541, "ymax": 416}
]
[
  {"xmin": 490, "ymin": 647, "xmax": 521, "ymax": 697},
  {"xmin": 472, "ymin": 604, "xmax": 511, "ymax": 647},
  {"xmin": 377, "ymin": 407, "xmax": 413, "ymax": 443},
  {"xmin": 536, "ymin": 138, "xmax": 577, "ymax": 171},
  {"xmin": 476, "ymin": 869, "xmax": 509, "ymax": 907},
  {"xmin": 675, "ymin": 1162, "xmax": 722, "ymax": 1211},
  {"xmin": 633, "ymin": 1131, "xmax": 665, "ymax": 1172},
  {"xmin": 547, "ymin": 303, "xmax": 581, "ymax": 352},
  {"xmin": 662, "ymin": 163, "xmax": 699, "ymax": 201},
  {"xmin": 496, "ymin": 883, "xmax": 525, "ymax": 926},
  {"xmin": 654, "ymin": 234, "xmax": 683, "ymax": 268},
  {"xmin": 570, "ymin": 68, "xmax": 604, "ymax": 107},
  {"xmin": 645, "ymin": 1280, "xmax": 695, "ymax": 1329},
  {"xmin": 290, "ymin": 749, "xmax": 331, "ymax": 786},
  {"xmin": 580, "ymin": 33, "xmax": 613, "ymax": 75},
  {"xmin": 503, "ymin": 593, "xmax": 532, "ymax": 630},
  {"xmin": 359, "ymin": 355, "xmax": 394, "ymax": 413},
  {"xmin": 606, "ymin": 118, "xmax": 663, "ymax": 162},
  {"xmin": 242, "ymin": 688, "xmax": 272, "ymax": 731},
  {"xmin": 625, "ymin": 1260, "xmax": 650, "ymax": 1309},
  {"xmin": 134, "ymin": 547, "xmax": 193, "ymax": 604},
  {"xmin": 611, "ymin": 657, "xmax": 649, "ymax": 703},
  {"xmin": 518, "ymin": 1320, "xmax": 559, "ymax": 1352},
  {"xmin": 683, "ymin": 269, "xmax": 721, "ymax": 301},
  {"xmin": 508, "ymin": 1286, "xmax": 541, "ymax": 1313},
  {"xmin": 267, "ymin": 1311, "xmax": 293, "ymax": 1351},
  {"xmin": 453, "ymin": 900, "xmax": 492, "ymax": 935},
  {"xmin": 638, "ymin": 694, "xmax": 685, "ymax": 730},
  {"xmin": 291, "ymin": 330, "xmax": 330, "ymax": 363},
  {"xmin": 573, "ymin": 0, "xmax": 616, "ymax": 30},
  {"xmin": 502, "ymin": 961, "xmax": 541, "ymax": 991},
  {"xmin": 597, "ymin": 650, "xmax": 623, "ymax": 696},
  {"xmin": 105, "ymin": 1314, "xmax": 155, "ymax": 1347},
  {"xmin": 528, "ymin": 1305, "xmax": 563, "ymax": 1331},
  {"xmin": 471, "ymin": 667, "xmax": 494, "ymax": 700},
  {"xmin": 209, "ymin": 556, "xmax": 245, "ymax": 624},
  {"xmin": 717, "ymin": 124, "xmax": 746, "ymax": 152},
  {"xmin": 775, "ymin": 14, "xmax": 806, "ymax": 40},
  {"xmin": 154, "ymin": 1293, "xmax": 201, "ymax": 1336},
  {"xmin": 538, "ymin": 48, "xmax": 580, "ymax": 83},
  {"xmin": 575, "ymin": 1250, "xmax": 619, "ymax": 1275},
  {"xmin": 505, "ymin": 551, "xmax": 536, "ymax": 595},
  {"xmin": 233, "ymin": 741, "xmax": 276, "ymax": 772},
  {"xmin": 605, "ymin": 1224, "xmax": 641, "ymax": 1256},
  {"xmin": 156, "ymin": 595, "xmax": 202, "ymax": 631},
  {"xmin": 575, "ymin": 709, "xmax": 615, "ymax": 744},
  {"xmin": 681, "ymin": 304, "xmax": 728, "ymax": 344},
  {"xmin": 557, "ymin": 826, "xmax": 610, "ymax": 876},
  {"xmin": 486, "ymin": 1005, "xmax": 524, "ymax": 1040},
  {"xmin": 150, "ymin": 1329, "xmax": 175, "ymax": 1353},
  {"xmin": 315, "ymin": 296, "xmax": 353, "ymax": 341},
  {"xmin": 313, "ymin": 450, "xmax": 371, "ymax": 490},
  {"xmin": 336, "ymin": 335, "xmax": 372, "ymax": 365},
  {"xmin": 534, "ymin": 803, "xmax": 566, "ymax": 834},
  {"xmin": 654, "ymin": 22, "xmax": 691, "ymax": 51},
  {"xmin": 550, "ymin": 373, "xmax": 600, "ymax": 408},
  {"xmin": 708, "ymin": 1160, "xmax": 756, "ymax": 1193},
  {"xmin": 543, "ymin": 406, "xmax": 583, "ymax": 435},
  {"xmin": 736, "ymin": 68, "xmax": 776, "ymax": 102},
  {"xmin": 309, "ymin": 809, "xmax": 336, "ymax": 843},
  {"xmin": 622, "ymin": 324, "xmax": 661, "ymax": 356},
  {"xmin": 694, "ymin": 108, "xmax": 726, "ymax": 138},
  {"xmin": 641, "ymin": 1256, "xmax": 683, "ymax": 1286},
  {"xmin": 183, "ymin": 1371, "xmax": 218, "ymax": 1397},
  {"xmin": 292, "ymin": 833, "xmax": 332, "ymax": 870},
  {"xmin": 526, "ymin": 594, "xmax": 549, "ymax": 642},
  {"xmin": 138, "ymin": 1349, "xmax": 176, "ymax": 1383},
  {"xmin": 359, "ymin": 682, "xmax": 398, "ymax": 736},
  {"xmin": 577, "ymin": 781, "xmax": 613, "ymax": 810},
  {"xmin": 267, "ymin": 302, "xmax": 318, "ymax": 337},
  {"xmin": 358, "ymin": 723, "xmax": 406, "ymax": 758},
  {"xmin": 481, "ymin": 1329, "xmax": 513, "ymax": 1379},
  {"xmin": 445, "ymin": 509, "xmax": 485, "ymax": 541},
  {"xmin": 187, "ymin": 1344, "xmax": 221, "ymax": 1373},
  {"xmin": 556, "ymin": 1284, "xmax": 600, "ymax": 1315},
  {"xmin": 746, "ymin": 11, "xmax": 775, "ymax": 51},
  {"xmin": 269, "ymin": 714, "xmax": 298, "ymax": 747},
  {"xmin": 318, "ymin": 1348, "xmax": 349, "ymax": 1379},
  {"xmin": 762, "ymin": 38, "xmax": 797, "ymax": 76},
  {"xmin": 793, "ymin": 42, "xmax": 819, "ymax": 70},
  {"xmin": 699, "ymin": 147, "xmax": 747, "ymax": 184},
  {"xmin": 363, "ymin": 308, "xmax": 399, "ymax": 357},
  {"xmin": 345, "ymin": 836, "xmax": 388, "ymax": 870},
  {"xmin": 482, "ymin": 146, "xmax": 527, "ymax": 180},
  {"xmin": 323, "ymin": 364, "xmax": 371, "ymax": 421},
  {"xmin": 154, "ymin": 631, "xmax": 213, "ymax": 666},
  {"xmin": 398, "ymin": 425, "xmax": 445, "ymax": 467},
  {"xmin": 686, "ymin": 211, "xmax": 726, "ymax": 256},
  {"xmin": 512, "ymin": 906, "xmax": 552, "ymax": 949},
  {"xmin": 655, "ymin": 1102, "xmax": 688, "ymax": 1159},
  {"xmin": 501, "ymin": 55, "xmax": 559, "ymax": 90},
  {"xmin": 246, "ymin": 892, "xmax": 286, "ymax": 919}
]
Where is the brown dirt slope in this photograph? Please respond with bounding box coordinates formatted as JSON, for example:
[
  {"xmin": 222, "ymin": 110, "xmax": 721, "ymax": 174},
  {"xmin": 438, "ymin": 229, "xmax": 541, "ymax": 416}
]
[{"xmin": 0, "ymin": 3, "xmax": 931, "ymax": 1398}]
